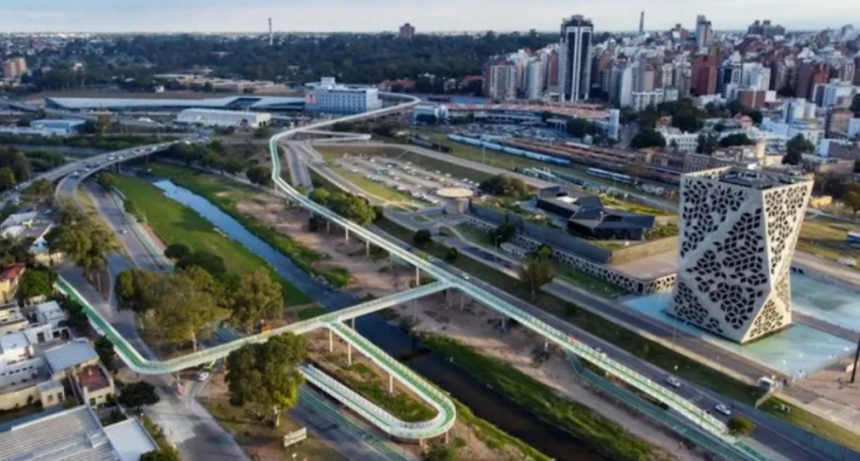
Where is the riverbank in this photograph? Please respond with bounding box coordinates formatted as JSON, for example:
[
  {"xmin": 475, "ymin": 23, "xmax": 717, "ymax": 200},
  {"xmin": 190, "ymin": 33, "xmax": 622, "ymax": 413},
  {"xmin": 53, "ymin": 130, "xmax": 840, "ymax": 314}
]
[
  {"xmin": 142, "ymin": 162, "xmax": 353, "ymax": 288},
  {"xmin": 113, "ymin": 173, "xmax": 310, "ymax": 305}
]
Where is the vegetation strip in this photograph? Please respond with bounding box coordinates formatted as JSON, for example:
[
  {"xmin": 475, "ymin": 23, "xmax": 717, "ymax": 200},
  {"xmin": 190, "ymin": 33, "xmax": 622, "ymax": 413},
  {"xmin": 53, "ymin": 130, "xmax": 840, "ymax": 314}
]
[
  {"xmin": 144, "ymin": 163, "xmax": 353, "ymax": 288},
  {"xmin": 113, "ymin": 173, "xmax": 310, "ymax": 305},
  {"xmin": 421, "ymin": 334, "xmax": 661, "ymax": 461}
]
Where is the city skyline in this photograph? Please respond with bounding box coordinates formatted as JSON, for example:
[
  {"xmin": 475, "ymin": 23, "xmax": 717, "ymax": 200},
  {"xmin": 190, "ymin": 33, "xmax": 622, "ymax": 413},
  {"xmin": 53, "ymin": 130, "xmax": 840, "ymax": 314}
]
[{"xmin": 0, "ymin": 0, "xmax": 858, "ymax": 33}]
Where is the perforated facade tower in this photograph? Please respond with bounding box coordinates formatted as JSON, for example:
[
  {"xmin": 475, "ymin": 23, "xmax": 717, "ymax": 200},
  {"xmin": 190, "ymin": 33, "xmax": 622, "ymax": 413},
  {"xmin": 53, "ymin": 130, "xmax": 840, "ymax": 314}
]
[{"xmin": 669, "ymin": 168, "xmax": 813, "ymax": 343}]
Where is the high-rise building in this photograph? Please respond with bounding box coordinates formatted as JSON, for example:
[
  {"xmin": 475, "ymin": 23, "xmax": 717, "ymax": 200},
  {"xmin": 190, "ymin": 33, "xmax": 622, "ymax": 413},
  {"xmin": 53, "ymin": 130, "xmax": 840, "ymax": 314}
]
[
  {"xmin": 695, "ymin": 15, "xmax": 713, "ymax": 49},
  {"xmin": 399, "ymin": 23, "xmax": 416, "ymax": 40},
  {"xmin": 483, "ymin": 61, "xmax": 518, "ymax": 100},
  {"xmin": 1, "ymin": 58, "xmax": 26, "ymax": 79},
  {"xmin": 673, "ymin": 62, "xmax": 693, "ymax": 96},
  {"xmin": 670, "ymin": 168, "xmax": 813, "ymax": 344},
  {"xmin": 639, "ymin": 11, "xmax": 645, "ymax": 35},
  {"xmin": 525, "ymin": 60, "xmax": 544, "ymax": 100},
  {"xmin": 825, "ymin": 109, "xmax": 855, "ymax": 138},
  {"xmin": 546, "ymin": 49, "xmax": 560, "ymax": 89},
  {"xmin": 795, "ymin": 61, "xmax": 830, "ymax": 101},
  {"xmin": 692, "ymin": 54, "xmax": 719, "ymax": 96},
  {"xmin": 659, "ymin": 63, "xmax": 674, "ymax": 88},
  {"xmin": 558, "ymin": 15, "xmax": 594, "ymax": 102},
  {"xmin": 747, "ymin": 19, "xmax": 785, "ymax": 37}
]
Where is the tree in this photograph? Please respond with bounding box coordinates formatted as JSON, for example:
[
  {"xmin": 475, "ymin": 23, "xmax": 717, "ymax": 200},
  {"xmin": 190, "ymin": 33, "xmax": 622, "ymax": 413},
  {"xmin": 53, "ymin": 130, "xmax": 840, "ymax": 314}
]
[
  {"xmin": 783, "ymin": 134, "xmax": 814, "ymax": 166},
  {"xmin": 326, "ymin": 192, "xmax": 377, "ymax": 225},
  {"xmin": 0, "ymin": 167, "xmax": 16, "ymax": 192},
  {"xmin": 518, "ymin": 255, "xmax": 555, "ymax": 301},
  {"xmin": 745, "ymin": 109, "xmax": 763, "ymax": 125},
  {"xmin": 94, "ymin": 114, "xmax": 113, "ymax": 135},
  {"xmin": 229, "ymin": 269, "xmax": 283, "ymax": 332},
  {"xmin": 139, "ymin": 451, "xmax": 180, "ymax": 461},
  {"xmin": 224, "ymin": 157, "xmax": 248, "ymax": 175},
  {"xmin": 671, "ymin": 110, "xmax": 704, "ymax": 133},
  {"xmin": 0, "ymin": 148, "xmax": 30, "ymax": 183},
  {"xmin": 118, "ymin": 381, "xmax": 160, "ymax": 409},
  {"xmin": 852, "ymin": 93, "xmax": 860, "ymax": 115},
  {"xmin": 696, "ymin": 133, "xmax": 719, "ymax": 155},
  {"xmin": 94, "ymin": 336, "xmax": 116, "ymax": 371},
  {"xmin": 492, "ymin": 222, "xmax": 517, "ymax": 244},
  {"xmin": 309, "ymin": 188, "xmax": 331, "ymax": 205},
  {"xmin": 424, "ymin": 444, "xmax": 460, "ymax": 461},
  {"xmin": 201, "ymin": 152, "xmax": 225, "ymax": 172},
  {"xmin": 254, "ymin": 126, "xmax": 271, "ymax": 139},
  {"xmin": 115, "ymin": 268, "xmax": 161, "ymax": 315},
  {"xmin": 719, "ymin": 133, "xmax": 755, "ymax": 148},
  {"xmin": 246, "ymin": 165, "xmax": 273, "ymax": 187},
  {"xmin": 176, "ymin": 251, "xmax": 227, "ymax": 278},
  {"xmin": 124, "ymin": 199, "xmax": 145, "ymax": 222},
  {"xmin": 478, "ymin": 175, "xmax": 530, "ymax": 199},
  {"xmin": 308, "ymin": 215, "xmax": 326, "ymax": 232},
  {"xmin": 98, "ymin": 173, "xmax": 119, "ymax": 190},
  {"xmin": 566, "ymin": 118, "xmax": 592, "ymax": 138},
  {"xmin": 415, "ymin": 113, "xmax": 439, "ymax": 125},
  {"xmin": 17, "ymin": 266, "xmax": 56, "ymax": 303},
  {"xmin": 413, "ymin": 229, "xmax": 432, "ymax": 248},
  {"xmin": 444, "ymin": 247, "xmax": 459, "ymax": 262},
  {"xmin": 225, "ymin": 333, "xmax": 307, "ymax": 427},
  {"xmin": 727, "ymin": 416, "xmax": 756, "ymax": 437},
  {"xmin": 22, "ymin": 179, "xmax": 54, "ymax": 202},
  {"xmin": 164, "ymin": 243, "xmax": 191, "ymax": 260},
  {"xmin": 45, "ymin": 199, "xmax": 120, "ymax": 284},
  {"xmin": 726, "ymin": 100, "xmax": 745, "ymax": 116},
  {"xmin": 150, "ymin": 268, "xmax": 230, "ymax": 350},
  {"xmin": 842, "ymin": 187, "xmax": 860, "ymax": 215},
  {"xmin": 630, "ymin": 128, "xmax": 667, "ymax": 149},
  {"xmin": 854, "ymin": 159, "xmax": 860, "ymax": 174}
]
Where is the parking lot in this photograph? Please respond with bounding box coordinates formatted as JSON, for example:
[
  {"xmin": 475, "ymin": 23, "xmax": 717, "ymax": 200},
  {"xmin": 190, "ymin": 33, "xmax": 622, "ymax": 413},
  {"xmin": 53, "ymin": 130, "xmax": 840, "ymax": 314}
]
[{"xmin": 334, "ymin": 153, "xmax": 482, "ymax": 205}]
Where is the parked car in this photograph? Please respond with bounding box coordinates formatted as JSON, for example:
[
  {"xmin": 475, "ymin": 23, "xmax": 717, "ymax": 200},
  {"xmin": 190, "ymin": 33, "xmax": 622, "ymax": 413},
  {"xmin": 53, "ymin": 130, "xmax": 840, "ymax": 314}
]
[
  {"xmin": 197, "ymin": 372, "xmax": 211, "ymax": 382},
  {"xmin": 715, "ymin": 404, "xmax": 731, "ymax": 416}
]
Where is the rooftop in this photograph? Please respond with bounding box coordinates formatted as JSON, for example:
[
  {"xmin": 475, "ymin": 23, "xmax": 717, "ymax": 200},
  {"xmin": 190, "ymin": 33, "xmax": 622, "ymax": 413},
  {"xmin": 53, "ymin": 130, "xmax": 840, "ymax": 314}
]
[
  {"xmin": 0, "ymin": 405, "xmax": 118, "ymax": 461},
  {"xmin": 76, "ymin": 364, "xmax": 111, "ymax": 392},
  {"xmin": 0, "ymin": 331, "xmax": 30, "ymax": 352},
  {"xmin": 0, "ymin": 264, "xmax": 25, "ymax": 282},
  {"xmin": 44, "ymin": 339, "xmax": 98, "ymax": 373},
  {"xmin": 688, "ymin": 167, "xmax": 811, "ymax": 190},
  {"xmin": 103, "ymin": 419, "xmax": 158, "ymax": 461}
]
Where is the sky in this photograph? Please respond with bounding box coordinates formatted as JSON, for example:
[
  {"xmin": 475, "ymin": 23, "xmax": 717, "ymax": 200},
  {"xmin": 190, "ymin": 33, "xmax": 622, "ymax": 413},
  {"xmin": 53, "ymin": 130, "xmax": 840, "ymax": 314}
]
[{"xmin": 0, "ymin": 0, "xmax": 856, "ymax": 33}]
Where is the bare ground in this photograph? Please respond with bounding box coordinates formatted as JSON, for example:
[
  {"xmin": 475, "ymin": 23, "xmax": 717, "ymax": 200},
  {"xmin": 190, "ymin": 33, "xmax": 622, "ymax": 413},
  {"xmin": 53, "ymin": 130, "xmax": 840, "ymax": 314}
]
[{"xmin": 235, "ymin": 191, "xmax": 709, "ymax": 461}]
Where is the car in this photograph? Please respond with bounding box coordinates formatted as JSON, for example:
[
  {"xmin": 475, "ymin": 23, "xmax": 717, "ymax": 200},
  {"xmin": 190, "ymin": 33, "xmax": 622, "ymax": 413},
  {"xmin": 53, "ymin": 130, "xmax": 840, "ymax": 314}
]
[
  {"xmin": 593, "ymin": 346, "xmax": 606, "ymax": 356},
  {"xmin": 120, "ymin": 229, "xmax": 129, "ymax": 235},
  {"xmin": 196, "ymin": 372, "xmax": 211, "ymax": 382},
  {"xmin": 665, "ymin": 376, "xmax": 682, "ymax": 388},
  {"xmin": 715, "ymin": 404, "xmax": 731, "ymax": 416}
]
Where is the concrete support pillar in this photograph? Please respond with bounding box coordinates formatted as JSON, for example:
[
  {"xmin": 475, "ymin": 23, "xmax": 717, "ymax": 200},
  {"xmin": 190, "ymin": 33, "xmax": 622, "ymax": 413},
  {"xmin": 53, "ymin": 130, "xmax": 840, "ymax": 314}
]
[
  {"xmin": 444, "ymin": 431, "xmax": 449, "ymax": 444},
  {"xmin": 366, "ymin": 240, "xmax": 370, "ymax": 258},
  {"xmin": 350, "ymin": 317, "xmax": 356, "ymax": 330},
  {"xmin": 389, "ymin": 374, "xmax": 394, "ymax": 395},
  {"xmin": 501, "ymin": 316, "xmax": 507, "ymax": 330},
  {"xmin": 345, "ymin": 227, "xmax": 350, "ymax": 244},
  {"xmin": 412, "ymin": 299, "xmax": 418, "ymax": 323},
  {"xmin": 328, "ymin": 329, "xmax": 333, "ymax": 353},
  {"xmin": 347, "ymin": 343, "xmax": 352, "ymax": 366},
  {"xmin": 460, "ymin": 292, "xmax": 465, "ymax": 311},
  {"xmin": 326, "ymin": 220, "xmax": 331, "ymax": 234},
  {"xmin": 445, "ymin": 289, "xmax": 451, "ymax": 308},
  {"xmin": 415, "ymin": 267, "xmax": 420, "ymax": 286},
  {"xmin": 544, "ymin": 340, "xmax": 549, "ymax": 352}
]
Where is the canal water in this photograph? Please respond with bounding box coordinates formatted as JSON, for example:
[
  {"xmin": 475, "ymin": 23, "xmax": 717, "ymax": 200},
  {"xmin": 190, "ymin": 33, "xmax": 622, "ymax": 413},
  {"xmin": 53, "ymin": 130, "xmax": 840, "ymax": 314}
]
[{"xmin": 151, "ymin": 178, "xmax": 606, "ymax": 461}]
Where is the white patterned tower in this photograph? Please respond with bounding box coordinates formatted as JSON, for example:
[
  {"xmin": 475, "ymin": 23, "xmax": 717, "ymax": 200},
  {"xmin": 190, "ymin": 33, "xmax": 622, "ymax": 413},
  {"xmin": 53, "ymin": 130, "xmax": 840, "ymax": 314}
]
[{"xmin": 669, "ymin": 168, "xmax": 813, "ymax": 344}]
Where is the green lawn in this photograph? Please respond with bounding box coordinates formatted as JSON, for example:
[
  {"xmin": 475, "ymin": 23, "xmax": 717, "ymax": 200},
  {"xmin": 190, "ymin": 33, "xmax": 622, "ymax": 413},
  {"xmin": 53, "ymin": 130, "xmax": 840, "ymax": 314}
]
[
  {"xmin": 798, "ymin": 215, "xmax": 860, "ymax": 270},
  {"xmin": 331, "ymin": 362, "xmax": 436, "ymax": 423},
  {"xmin": 114, "ymin": 173, "xmax": 310, "ymax": 306},
  {"xmin": 421, "ymin": 334, "xmax": 659, "ymax": 461},
  {"xmin": 760, "ymin": 398, "xmax": 860, "ymax": 452},
  {"xmin": 328, "ymin": 163, "xmax": 418, "ymax": 204},
  {"xmin": 376, "ymin": 217, "xmax": 763, "ymax": 405},
  {"xmin": 144, "ymin": 163, "xmax": 352, "ymax": 288}
]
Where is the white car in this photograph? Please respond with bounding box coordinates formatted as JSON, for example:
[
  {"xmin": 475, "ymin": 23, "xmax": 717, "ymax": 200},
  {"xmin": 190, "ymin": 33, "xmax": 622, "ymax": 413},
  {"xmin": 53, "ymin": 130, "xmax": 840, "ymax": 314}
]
[
  {"xmin": 715, "ymin": 404, "xmax": 731, "ymax": 416},
  {"xmin": 196, "ymin": 372, "xmax": 211, "ymax": 382},
  {"xmin": 666, "ymin": 376, "xmax": 682, "ymax": 388}
]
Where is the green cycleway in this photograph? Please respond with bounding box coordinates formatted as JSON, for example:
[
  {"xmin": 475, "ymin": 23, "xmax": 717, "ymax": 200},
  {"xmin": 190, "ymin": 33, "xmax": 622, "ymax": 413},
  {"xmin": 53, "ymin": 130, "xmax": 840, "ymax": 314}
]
[{"xmin": 265, "ymin": 103, "xmax": 773, "ymax": 461}]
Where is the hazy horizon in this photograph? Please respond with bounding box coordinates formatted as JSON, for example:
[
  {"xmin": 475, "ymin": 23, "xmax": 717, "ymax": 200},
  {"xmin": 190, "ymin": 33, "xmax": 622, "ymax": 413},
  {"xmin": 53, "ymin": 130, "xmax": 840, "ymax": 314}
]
[{"xmin": 1, "ymin": 0, "xmax": 857, "ymax": 34}]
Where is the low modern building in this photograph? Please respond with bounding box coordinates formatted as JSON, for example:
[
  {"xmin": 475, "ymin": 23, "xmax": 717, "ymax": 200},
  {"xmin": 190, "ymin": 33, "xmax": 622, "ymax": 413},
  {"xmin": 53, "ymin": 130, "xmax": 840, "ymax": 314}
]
[
  {"xmin": 656, "ymin": 126, "xmax": 700, "ymax": 153},
  {"xmin": 46, "ymin": 95, "xmax": 305, "ymax": 112},
  {"xmin": 30, "ymin": 119, "xmax": 86, "ymax": 135},
  {"xmin": 536, "ymin": 190, "xmax": 655, "ymax": 240},
  {"xmin": 0, "ymin": 405, "xmax": 157, "ymax": 461},
  {"xmin": 413, "ymin": 104, "xmax": 449, "ymax": 123},
  {"xmin": 0, "ymin": 265, "xmax": 25, "ymax": 304},
  {"xmin": 45, "ymin": 339, "xmax": 116, "ymax": 408},
  {"xmin": 306, "ymin": 77, "xmax": 382, "ymax": 114},
  {"xmin": 176, "ymin": 108, "xmax": 271, "ymax": 129},
  {"xmin": 670, "ymin": 168, "xmax": 813, "ymax": 343}
]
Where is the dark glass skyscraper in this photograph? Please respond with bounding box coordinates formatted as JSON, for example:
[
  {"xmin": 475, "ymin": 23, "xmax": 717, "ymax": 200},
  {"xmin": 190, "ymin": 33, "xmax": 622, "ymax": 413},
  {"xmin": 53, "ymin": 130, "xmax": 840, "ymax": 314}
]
[{"xmin": 558, "ymin": 15, "xmax": 593, "ymax": 102}]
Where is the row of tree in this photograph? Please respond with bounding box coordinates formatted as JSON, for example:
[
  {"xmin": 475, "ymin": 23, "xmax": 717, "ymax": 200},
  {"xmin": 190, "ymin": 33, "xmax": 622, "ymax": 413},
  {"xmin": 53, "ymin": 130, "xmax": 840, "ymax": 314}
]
[
  {"xmin": 308, "ymin": 188, "xmax": 382, "ymax": 226},
  {"xmin": 478, "ymin": 175, "xmax": 530, "ymax": 200},
  {"xmin": 45, "ymin": 199, "xmax": 120, "ymax": 289},
  {"xmin": 162, "ymin": 143, "xmax": 272, "ymax": 187}
]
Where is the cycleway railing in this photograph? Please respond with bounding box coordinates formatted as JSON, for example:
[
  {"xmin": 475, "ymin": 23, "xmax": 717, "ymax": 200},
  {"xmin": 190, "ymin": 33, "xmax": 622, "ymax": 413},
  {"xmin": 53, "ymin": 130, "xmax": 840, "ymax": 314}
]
[{"xmin": 267, "ymin": 112, "xmax": 771, "ymax": 460}]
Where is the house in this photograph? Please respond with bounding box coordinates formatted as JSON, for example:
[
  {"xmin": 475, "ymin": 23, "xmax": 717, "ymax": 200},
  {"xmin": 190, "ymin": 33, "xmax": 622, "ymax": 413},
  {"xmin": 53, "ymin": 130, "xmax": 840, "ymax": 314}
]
[
  {"xmin": 44, "ymin": 339, "xmax": 116, "ymax": 408},
  {"xmin": 0, "ymin": 265, "xmax": 25, "ymax": 304},
  {"xmin": 536, "ymin": 190, "xmax": 656, "ymax": 240}
]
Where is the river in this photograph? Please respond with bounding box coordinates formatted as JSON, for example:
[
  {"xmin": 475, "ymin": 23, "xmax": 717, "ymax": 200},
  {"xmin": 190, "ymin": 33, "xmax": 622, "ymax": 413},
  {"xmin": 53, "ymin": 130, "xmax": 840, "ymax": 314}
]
[{"xmin": 151, "ymin": 177, "xmax": 606, "ymax": 461}]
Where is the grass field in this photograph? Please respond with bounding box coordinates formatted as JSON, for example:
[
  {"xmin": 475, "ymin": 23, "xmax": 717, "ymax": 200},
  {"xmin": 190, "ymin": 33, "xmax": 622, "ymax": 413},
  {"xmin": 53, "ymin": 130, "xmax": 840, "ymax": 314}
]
[
  {"xmin": 145, "ymin": 163, "xmax": 352, "ymax": 288},
  {"xmin": 114, "ymin": 173, "xmax": 310, "ymax": 305},
  {"xmin": 798, "ymin": 215, "xmax": 860, "ymax": 270},
  {"xmin": 327, "ymin": 162, "xmax": 418, "ymax": 204},
  {"xmin": 760, "ymin": 398, "xmax": 860, "ymax": 452},
  {"xmin": 421, "ymin": 334, "xmax": 659, "ymax": 461},
  {"xmin": 376, "ymin": 217, "xmax": 764, "ymax": 405},
  {"xmin": 201, "ymin": 397, "xmax": 349, "ymax": 461}
]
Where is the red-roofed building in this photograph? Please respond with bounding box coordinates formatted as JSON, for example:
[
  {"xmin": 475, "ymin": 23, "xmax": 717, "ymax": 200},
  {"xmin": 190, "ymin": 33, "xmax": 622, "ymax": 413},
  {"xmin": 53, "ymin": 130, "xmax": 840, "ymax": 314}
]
[{"xmin": 0, "ymin": 265, "xmax": 25, "ymax": 304}]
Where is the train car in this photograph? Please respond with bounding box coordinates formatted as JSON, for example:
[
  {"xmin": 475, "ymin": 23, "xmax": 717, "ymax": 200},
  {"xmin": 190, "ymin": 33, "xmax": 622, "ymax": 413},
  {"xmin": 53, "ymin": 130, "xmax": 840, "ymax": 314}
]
[
  {"xmin": 586, "ymin": 167, "xmax": 634, "ymax": 184},
  {"xmin": 848, "ymin": 232, "xmax": 860, "ymax": 247}
]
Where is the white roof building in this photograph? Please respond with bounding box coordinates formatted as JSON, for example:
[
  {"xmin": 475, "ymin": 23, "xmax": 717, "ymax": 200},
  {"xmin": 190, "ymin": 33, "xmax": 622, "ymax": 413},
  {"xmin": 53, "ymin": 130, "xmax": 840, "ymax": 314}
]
[
  {"xmin": 306, "ymin": 77, "xmax": 382, "ymax": 114},
  {"xmin": 176, "ymin": 108, "xmax": 271, "ymax": 129}
]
